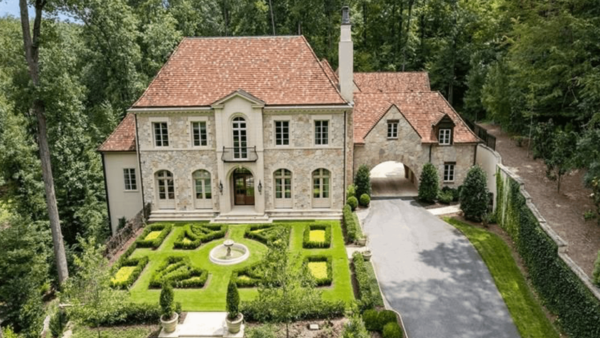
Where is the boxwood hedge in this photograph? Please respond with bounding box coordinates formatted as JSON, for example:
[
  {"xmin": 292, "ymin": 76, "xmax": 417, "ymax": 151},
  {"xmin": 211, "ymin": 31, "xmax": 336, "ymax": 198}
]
[
  {"xmin": 352, "ymin": 252, "xmax": 375, "ymax": 310},
  {"xmin": 240, "ymin": 298, "xmax": 345, "ymax": 321},
  {"xmin": 173, "ymin": 223, "xmax": 227, "ymax": 249},
  {"xmin": 110, "ymin": 256, "xmax": 149, "ymax": 289},
  {"xmin": 497, "ymin": 171, "xmax": 600, "ymax": 338},
  {"xmin": 232, "ymin": 263, "xmax": 265, "ymax": 288},
  {"xmin": 244, "ymin": 224, "xmax": 289, "ymax": 246},
  {"xmin": 149, "ymin": 256, "xmax": 208, "ymax": 288},
  {"xmin": 304, "ymin": 255, "xmax": 333, "ymax": 286},
  {"xmin": 303, "ymin": 224, "xmax": 332, "ymax": 249},
  {"xmin": 343, "ymin": 205, "xmax": 362, "ymax": 243},
  {"xmin": 136, "ymin": 223, "xmax": 173, "ymax": 249}
]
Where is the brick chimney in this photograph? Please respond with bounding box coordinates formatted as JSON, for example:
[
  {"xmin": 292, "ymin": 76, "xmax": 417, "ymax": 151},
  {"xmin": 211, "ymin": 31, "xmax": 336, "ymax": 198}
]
[{"xmin": 339, "ymin": 6, "xmax": 353, "ymax": 103}]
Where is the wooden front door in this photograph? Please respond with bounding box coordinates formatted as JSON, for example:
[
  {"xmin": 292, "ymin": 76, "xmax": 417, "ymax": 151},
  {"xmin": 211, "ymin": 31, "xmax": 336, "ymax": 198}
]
[{"xmin": 234, "ymin": 172, "xmax": 255, "ymax": 205}]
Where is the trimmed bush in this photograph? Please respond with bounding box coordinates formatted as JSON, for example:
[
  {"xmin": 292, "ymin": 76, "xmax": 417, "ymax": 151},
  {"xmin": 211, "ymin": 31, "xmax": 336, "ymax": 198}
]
[
  {"xmin": 441, "ymin": 186, "xmax": 460, "ymax": 202},
  {"xmin": 382, "ymin": 322, "xmax": 403, "ymax": 338},
  {"xmin": 362, "ymin": 309, "xmax": 379, "ymax": 331},
  {"xmin": 593, "ymin": 251, "xmax": 600, "ymax": 287},
  {"xmin": 303, "ymin": 224, "xmax": 332, "ymax": 248},
  {"xmin": 244, "ymin": 223, "xmax": 290, "ymax": 246},
  {"xmin": 160, "ymin": 283, "xmax": 175, "ymax": 319},
  {"xmin": 226, "ymin": 281, "xmax": 240, "ymax": 320},
  {"xmin": 233, "ymin": 263, "xmax": 265, "ymax": 288},
  {"xmin": 418, "ymin": 163, "xmax": 439, "ymax": 203},
  {"xmin": 438, "ymin": 190, "xmax": 453, "ymax": 204},
  {"xmin": 136, "ymin": 223, "xmax": 173, "ymax": 249},
  {"xmin": 460, "ymin": 166, "xmax": 489, "ymax": 221},
  {"xmin": 110, "ymin": 256, "xmax": 149, "ymax": 289},
  {"xmin": 149, "ymin": 256, "xmax": 208, "ymax": 288},
  {"xmin": 241, "ymin": 299, "xmax": 344, "ymax": 321},
  {"xmin": 304, "ymin": 255, "xmax": 333, "ymax": 286},
  {"xmin": 173, "ymin": 223, "xmax": 226, "ymax": 249},
  {"xmin": 343, "ymin": 205, "xmax": 362, "ymax": 243},
  {"xmin": 91, "ymin": 302, "xmax": 161, "ymax": 326},
  {"xmin": 378, "ymin": 310, "xmax": 397, "ymax": 330},
  {"xmin": 359, "ymin": 194, "xmax": 370, "ymax": 207},
  {"xmin": 353, "ymin": 252, "xmax": 374, "ymax": 310},
  {"xmin": 347, "ymin": 196, "xmax": 358, "ymax": 211},
  {"xmin": 355, "ymin": 165, "xmax": 372, "ymax": 198},
  {"xmin": 347, "ymin": 184, "xmax": 357, "ymax": 199}
]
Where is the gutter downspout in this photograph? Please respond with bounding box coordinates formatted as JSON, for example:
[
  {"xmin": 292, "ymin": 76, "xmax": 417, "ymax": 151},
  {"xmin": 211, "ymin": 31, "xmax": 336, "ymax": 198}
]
[
  {"xmin": 473, "ymin": 143, "xmax": 478, "ymax": 166},
  {"xmin": 100, "ymin": 153, "xmax": 112, "ymax": 235},
  {"xmin": 429, "ymin": 144, "xmax": 432, "ymax": 163},
  {"xmin": 134, "ymin": 114, "xmax": 146, "ymax": 220},
  {"xmin": 343, "ymin": 110, "xmax": 347, "ymax": 205}
]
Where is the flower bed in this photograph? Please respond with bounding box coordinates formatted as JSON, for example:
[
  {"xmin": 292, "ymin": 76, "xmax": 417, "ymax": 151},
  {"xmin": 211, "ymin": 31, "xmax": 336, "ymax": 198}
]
[
  {"xmin": 232, "ymin": 263, "xmax": 265, "ymax": 288},
  {"xmin": 244, "ymin": 223, "xmax": 289, "ymax": 246},
  {"xmin": 304, "ymin": 255, "xmax": 332, "ymax": 286},
  {"xmin": 110, "ymin": 255, "xmax": 149, "ymax": 289},
  {"xmin": 173, "ymin": 223, "xmax": 227, "ymax": 249},
  {"xmin": 303, "ymin": 224, "xmax": 331, "ymax": 248},
  {"xmin": 149, "ymin": 256, "xmax": 208, "ymax": 288},
  {"xmin": 136, "ymin": 223, "xmax": 172, "ymax": 249}
]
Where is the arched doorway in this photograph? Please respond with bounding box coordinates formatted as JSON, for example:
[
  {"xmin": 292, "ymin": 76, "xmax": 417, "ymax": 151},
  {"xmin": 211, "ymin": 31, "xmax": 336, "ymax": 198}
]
[
  {"xmin": 370, "ymin": 161, "xmax": 417, "ymax": 197},
  {"xmin": 233, "ymin": 167, "xmax": 254, "ymax": 205},
  {"xmin": 155, "ymin": 170, "xmax": 175, "ymax": 209}
]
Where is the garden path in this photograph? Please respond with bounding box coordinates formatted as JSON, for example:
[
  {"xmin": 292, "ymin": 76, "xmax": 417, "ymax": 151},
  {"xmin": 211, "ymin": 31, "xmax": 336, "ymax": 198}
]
[{"xmin": 362, "ymin": 199, "xmax": 520, "ymax": 338}]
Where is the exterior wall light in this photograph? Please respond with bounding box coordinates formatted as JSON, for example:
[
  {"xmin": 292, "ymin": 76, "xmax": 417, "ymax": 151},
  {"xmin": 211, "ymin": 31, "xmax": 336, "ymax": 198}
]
[
  {"xmin": 219, "ymin": 180, "xmax": 223, "ymax": 194},
  {"xmin": 258, "ymin": 181, "xmax": 262, "ymax": 194}
]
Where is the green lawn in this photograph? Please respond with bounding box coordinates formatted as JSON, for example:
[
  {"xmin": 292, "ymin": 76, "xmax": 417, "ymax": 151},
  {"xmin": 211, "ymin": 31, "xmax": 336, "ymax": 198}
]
[
  {"xmin": 445, "ymin": 218, "xmax": 560, "ymax": 338},
  {"xmin": 126, "ymin": 220, "xmax": 354, "ymax": 311}
]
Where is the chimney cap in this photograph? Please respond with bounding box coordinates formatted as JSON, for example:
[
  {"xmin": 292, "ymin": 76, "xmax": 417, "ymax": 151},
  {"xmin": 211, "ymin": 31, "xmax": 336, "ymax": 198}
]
[{"xmin": 341, "ymin": 6, "xmax": 350, "ymax": 25}]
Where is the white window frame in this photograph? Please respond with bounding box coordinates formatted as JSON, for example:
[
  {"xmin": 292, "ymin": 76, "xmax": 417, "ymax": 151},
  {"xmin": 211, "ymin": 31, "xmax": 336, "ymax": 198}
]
[
  {"xmin": 274, "ymin": 120, "xmax": 290, "ymax": 146},
  {"xmin": 232, "ymin": 117, "xmax": 248, "ymax": 159},
  {"xmin": 150, "ymin": 117, "xmax": 170, "ymax": 148},
  {"xmin": 444, "ymin": 163, "xmax": 455, "ymax": 182},
  {"xmin": 314, "ymin": 120, "xmax": 329, "ymax": 146},
  {"xmin": 387, "ymin": 120, "xmax": 399, "ymax": 139},
  {"xmin": 439, "ymin": 128, "xmax": 452, "ymax": 145},
  {"xmin": 191, "ymin": 121, "xmax": 208, "ymax": 147},
  {"xmin": 123, "ymin": 168, "xmax": 137, "ymax": 191},
  {"xmin": 189, "ymin": 116, "xmax": 209, "ymax": 148}
]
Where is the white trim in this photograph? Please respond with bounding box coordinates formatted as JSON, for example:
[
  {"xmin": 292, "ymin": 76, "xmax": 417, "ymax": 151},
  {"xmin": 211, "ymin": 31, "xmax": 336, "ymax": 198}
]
[
  {"xmin": 264, "ymin": 105, "xmax": 351, "ymax": 110},
  {"xmin": 311, "ymin": 115, "xmax": 332, "ymax": 147},
  {"xmin": 189, "ymin": 117, "xmax": 210, "ymax": 149},
  {"xmin": 150, "ymin": 118, "xmax": 170, "ymax": 149},
  {"xmin": 129, "ymin": 107, "xmax": 212, "ymax": 113},
  {"xmin": 129, "ymin": 105, "xmax": 351, "ymax": 113}
]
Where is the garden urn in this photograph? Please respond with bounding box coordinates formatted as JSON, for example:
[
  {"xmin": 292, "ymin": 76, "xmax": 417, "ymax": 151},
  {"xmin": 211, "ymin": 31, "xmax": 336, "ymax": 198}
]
[
  {"xmin": 161, "ymin": 313, "xmax": 178, "ymax": 333},
  {"xmin": 226, "ymin": 313, "xmax": 244, "ymax": 334}
]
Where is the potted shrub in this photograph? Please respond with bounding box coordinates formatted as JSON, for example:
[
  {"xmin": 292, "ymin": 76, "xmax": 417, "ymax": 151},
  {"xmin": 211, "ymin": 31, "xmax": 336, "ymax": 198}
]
[
  {"xmin": 362, "ymin": 250, "xmax": 372, "ymax": 261},
  {"xmin": 357, "ymin": 235, "xmax": 367, "ymax": 246},
  {"xmin": 160, "ymin": 283, "xmax": 178, "ymax": 333},
  {"xmin": 225, "ymin": 281, "xmax": 243, "ymax": 333}
]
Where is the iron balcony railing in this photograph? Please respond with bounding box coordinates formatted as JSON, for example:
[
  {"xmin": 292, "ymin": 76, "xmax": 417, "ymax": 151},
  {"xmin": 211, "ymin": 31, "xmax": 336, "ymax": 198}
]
[{"xmin": 221, "ymin": 146, "xmax": 258, "ymax": 162}]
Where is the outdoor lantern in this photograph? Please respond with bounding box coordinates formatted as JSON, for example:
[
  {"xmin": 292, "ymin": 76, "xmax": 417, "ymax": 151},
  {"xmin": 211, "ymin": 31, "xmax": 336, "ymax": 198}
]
[
  {"xmin": 258, "ymin": 181, "xmax": 262, "ymax": 194},
  {"xmin": 219, "ymin": 180, "xmax": 223, "ymax": 194}
]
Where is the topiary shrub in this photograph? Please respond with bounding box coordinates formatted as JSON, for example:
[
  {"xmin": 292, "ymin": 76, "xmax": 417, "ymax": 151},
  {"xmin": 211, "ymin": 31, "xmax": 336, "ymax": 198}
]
[
  {"xmin": 160, "ymin": 283, "xmax": 175, "ymax": 320},
  {"xmin": 355, "ymin": 165, "xmax": 372, "ymax": 198},
  {"xmin": 343, "ymin": 205, "xmax": 361, "ymax": 243},
  {"xmin": 377, "ymin": 310, "xmax": 397, "ymax": 330},
  {"xmin": 359, "ymin": 194, "xmax": 370, "ymax": 207},
  {"xmin": 438, "ymin": 190, "xmax": 453, "ymax": 204},
  {"xmin": 347, "ymin": 184, "xmax": 357, "ymax": 199},
  {"xmin": 460, "ymin": 165, "xmax": 489, "ymax": 222},
  {"xmin": 418, "ymin": 163, "xmax": 439, "ymax": 203},
  {"xmin": 347, "ymin": 196, "xmax": 359, "ymax": 211},
  {"xmin": 593, "ymin": 251, "xmax": 600, "ymax": 287},
  {"xmin": 226, "ymin": 281, "xmax": 240, "ymax": 320},
  {"xmin": 382, "ymin": 322, "xmax": 403, "ymax": 338},
  {"xmin": 362, "ymin": 309, "xmax": 379, "ymax": 331}
]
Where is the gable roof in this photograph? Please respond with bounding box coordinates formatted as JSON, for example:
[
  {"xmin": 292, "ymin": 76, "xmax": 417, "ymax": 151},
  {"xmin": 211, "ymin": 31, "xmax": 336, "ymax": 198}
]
[
  {"xmin": 320, "ymin": 59, "xmax": 339, "ymax": 85},
  {"xmin": 353, "ymin": 92, "xmax": 479, "ymax": 144},
  {"xmin": 132, "ymin": 36, "xmax": 346, "ymax": 107},
  {"xmin": 354, "ymin": 72, "xmax": 431, "ymax": 93},
  {"xmin": 98, "ymin": 114, "xmax": 137, "ymax": 152}
]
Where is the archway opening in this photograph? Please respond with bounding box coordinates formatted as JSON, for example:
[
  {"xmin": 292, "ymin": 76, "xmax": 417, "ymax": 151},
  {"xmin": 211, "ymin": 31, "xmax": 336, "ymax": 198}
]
[{"xmin": 370, "ymin": 161, "xmax": 418, "ymax": 197}]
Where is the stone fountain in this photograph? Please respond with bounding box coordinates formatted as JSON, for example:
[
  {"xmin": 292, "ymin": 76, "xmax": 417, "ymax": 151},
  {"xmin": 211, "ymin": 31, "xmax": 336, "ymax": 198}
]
[{"xmin": 209, "ymin": 239, "xmax": 250, "ymax": 265}]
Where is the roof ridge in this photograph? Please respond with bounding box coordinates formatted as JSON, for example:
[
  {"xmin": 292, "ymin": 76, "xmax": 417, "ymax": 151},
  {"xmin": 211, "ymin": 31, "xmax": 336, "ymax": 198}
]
[
  {"xmin": 355, "ymin": 71, "xmax": 429, "ymax": 74},
  {"xmin": 182, "ymin": 35, "xmax": 301, "ymax": 40},
  {"xmin": 435, "ymin": 91, "xmax": 479, "ymax": 140},
  {"xmin": 300, "ymin": 35, "xmax": 347, "ymax": 103}
]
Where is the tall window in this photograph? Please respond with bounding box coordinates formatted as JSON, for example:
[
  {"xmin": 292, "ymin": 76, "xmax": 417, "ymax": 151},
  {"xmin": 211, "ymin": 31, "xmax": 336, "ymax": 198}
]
[
  {"xmin": 312, "ymin": 168, "xmax": 330, "ymax": 198},
  {"xmin": 232, "ymin": 117, "xmax": 247, "ymax": 158},
  {"xmin": 156, "ymin": 170, "xmax": 174, "ymax": 200},
  {"xmin": 315, "ymin": 120, "xmax": 329, "ymax": 145},
  {"xmin": 387, "ymin": 120, "xmax": 399, "ymax": 138},
  {"xmin": 193, "ymin": 170, "xmax": 212, "ymax": 199},
  {"xmin": 192, "ymin": 122, "xmax": 207, "ymax": 146},
  {"xmin": 123, "ymin": 168, "xmax": 137, "ymax": 190},
  {"xmin": 275, "ymin": 121, "xmax": 289, "ymax": 146},
  {"xmin": 274, "ymin": 169, "xmax": 292, "ymax": 199},
  {"xmin": 439, "ymin": 129, "xmax": 451, "ymax": 145},
  {"xmin": 153, "ymin": 122, "xmax": 169, "ymax": 147},
  {"xmin": 444, "ymin": 163, "xmax": 455, "ymax": 182}
]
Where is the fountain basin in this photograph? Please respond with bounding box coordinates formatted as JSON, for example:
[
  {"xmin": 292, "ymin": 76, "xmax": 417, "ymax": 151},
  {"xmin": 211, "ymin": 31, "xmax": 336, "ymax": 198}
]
[{"xmin": 209, "ymin": 242, "xmax": 250, "ymax": 265}]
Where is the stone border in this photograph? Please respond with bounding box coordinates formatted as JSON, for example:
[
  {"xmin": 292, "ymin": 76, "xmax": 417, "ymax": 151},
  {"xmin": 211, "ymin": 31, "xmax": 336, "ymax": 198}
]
[
  {"xmin": 209, "ymin": 243, "xmax": 250, "ymax": 265},
  {"xmin": 497, "ymin": 163, "xmax": 600, "ymax": 300}
]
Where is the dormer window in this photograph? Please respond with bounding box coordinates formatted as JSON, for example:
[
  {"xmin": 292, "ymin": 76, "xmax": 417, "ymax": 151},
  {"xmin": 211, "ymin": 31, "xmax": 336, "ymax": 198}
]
[{"xmin": 439, "ymin": 128, "xmax": 452, "ymax": 145}]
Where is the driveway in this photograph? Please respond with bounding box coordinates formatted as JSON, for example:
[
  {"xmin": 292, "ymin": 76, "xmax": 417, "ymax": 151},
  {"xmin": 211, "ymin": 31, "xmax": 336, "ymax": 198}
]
[{"xmin": 360, "ymin": 199, "xmax": 520, "ymax": 338}]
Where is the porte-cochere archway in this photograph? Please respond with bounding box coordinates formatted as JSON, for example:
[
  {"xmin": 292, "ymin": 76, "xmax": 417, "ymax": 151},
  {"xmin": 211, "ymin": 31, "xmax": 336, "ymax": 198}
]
[{"xmin": 369, "ymin": 161, "xmax": 418, "ymax": 198}]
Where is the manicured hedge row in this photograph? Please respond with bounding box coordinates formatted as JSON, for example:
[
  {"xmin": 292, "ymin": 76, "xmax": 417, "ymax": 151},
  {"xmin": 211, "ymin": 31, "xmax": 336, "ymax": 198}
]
[
  {"xmin": 240, "ymin": 299, "xmax": 345, "ymax": 322},
  {"xmin": 352, "ymin": 252, "xmax": 375, "ymax": 310},
  {"xmin": 232, "ymin": 263, "xmax": 265, "ymax": 288},
  {"xmin": 92, "ymin": 302, "xmax": 162, "ymax": 326},
  {"xmin": 110, "ymin": 256, "xmax": 149, "ymax": 289},
  {"xmin": 497, "ymin": 172, "xmax": 600, "ymax": 338},
  {"xmin": 363, "ymin": 309, "xmax": 398, "ymax": 333},
  {"xmin": 149, "ymin": 256, "xmax": 208, "ymax": 288},
  {"xmin": 343, "ymin": 205, "xmax": 361, "ymax": 243},
  {"xmin": 136, "ymin": 223, "xmax": 172, "ymax": 249},
  {"xmin": 303, "ymin": 224, "xmax": 332, "ymax": 248},
  {"xmin": 244, "ymin": 224, "xmax": 289, "ymax": 246},
  {"xmin": 173, "ymin": 223, "xmax": 226, "ymax": 249},
  {"xmin": 304, "ymin": 255, "xmax": 333, "ymax": 286}
]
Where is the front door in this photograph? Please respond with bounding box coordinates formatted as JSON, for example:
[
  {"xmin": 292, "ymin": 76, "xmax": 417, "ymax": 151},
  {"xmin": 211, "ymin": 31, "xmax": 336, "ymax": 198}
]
[{"xmin": 233, "ymin": 170, "xmax": 255, "ymax": 205}]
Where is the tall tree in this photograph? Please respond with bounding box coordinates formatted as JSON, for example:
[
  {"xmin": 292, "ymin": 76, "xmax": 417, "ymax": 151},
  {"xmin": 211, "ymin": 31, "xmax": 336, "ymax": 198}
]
[{"xmin": 19, "ymin": 0, "xmax": 69, "ymax": 284}]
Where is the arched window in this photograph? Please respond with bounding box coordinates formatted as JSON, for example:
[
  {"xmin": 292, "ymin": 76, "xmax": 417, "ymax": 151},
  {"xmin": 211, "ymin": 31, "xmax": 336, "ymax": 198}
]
[
  {"xmin": 274, "ymin": 169, "xmax": 292, "ymax": 208},
  {"xmin": 312, "ymin": 169, "xmax": 330, "ymax": 208},
  {"xmin": 155, "ymin": 170, "xmax": 175, "ymax": 209},
  {"xmin": 232, "ymin": 117, "xmax": 247, "ymax": 159},
  {"xmin": 193, "ymin": 170, "xmax": 212, "ymax": 199}
]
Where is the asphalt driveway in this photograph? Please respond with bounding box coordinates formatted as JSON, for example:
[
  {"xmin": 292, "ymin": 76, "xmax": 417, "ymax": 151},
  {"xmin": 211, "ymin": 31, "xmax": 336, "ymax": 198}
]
[{"xmin": 361, "ymin": 199, "xmax": 520, "ymax": 338}]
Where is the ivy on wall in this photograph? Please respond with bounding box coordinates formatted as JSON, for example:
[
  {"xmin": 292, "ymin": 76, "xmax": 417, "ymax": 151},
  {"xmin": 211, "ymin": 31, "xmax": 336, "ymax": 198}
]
[{"xmin": 496, "ymin": 170, "xmax": 600, "ymax": 338}]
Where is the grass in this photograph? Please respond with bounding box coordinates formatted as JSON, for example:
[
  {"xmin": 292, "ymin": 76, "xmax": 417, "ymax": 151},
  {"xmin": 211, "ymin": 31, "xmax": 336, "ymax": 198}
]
[
  {"xmin": 308, "ymin": 262, "xmax": 328, "ymax": 279},
  {"xmin": 71, "ymin": 325, "xmax": 158, "ymax": 338},
  {"xmin": 309, "ymin": 230, "xmax": 326, "ymax": 242},
  {"xmin": 126, "ymin": 220, "xmax": 354, "ymax": 311},
  {"xmin": 445, "ymin": 217, "xmax": 560, "ymax": 338},
  {"xmin": 144, "ymin": 231, "xmax": 162, "ymax": 241}
]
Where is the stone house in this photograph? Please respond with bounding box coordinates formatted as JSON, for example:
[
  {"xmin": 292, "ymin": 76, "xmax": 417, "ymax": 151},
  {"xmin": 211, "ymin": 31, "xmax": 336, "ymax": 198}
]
[{"xmin": 99, "ymin": 7, "xmax": 478, "ymax": 234}]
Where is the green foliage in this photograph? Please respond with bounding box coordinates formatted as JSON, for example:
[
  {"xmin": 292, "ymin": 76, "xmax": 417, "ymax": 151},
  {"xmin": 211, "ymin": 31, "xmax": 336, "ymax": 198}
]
[
  {"xmin": 136, "ymin": 223, "xmax": 173, "ymax": 249},
  {"xmin": 441, "ymin": 186, "xmax": 460, "ymax": 202},
  {"xmin": 382, "ymin": 322, "xmax": 403, "ymax": 338},
  {"xmin": 354, "ymin": 165, "xmax": 371, "ymax": 199},
  {"xmin": 149, "ymin": 256, "xmax": 208, "ymax": 289},
  {"xmin": 109, "ymin": 256, "xmax": 148, "ymax": 289},
  {"xmin": 460, "ymin": 166, "xmax": 489, "ymax": 221},
  {"xmin": 245, "ymin": 324, "xmax": 277, "ymax": 338},
  {"xmin": 438, "ymin": 190, "xmax": 454, "ymax": 204},
  {"xmin": 584, "ymin": 210, "xmax": 597, "ymax": 221},
  {"xmin": 359, "ymin": 194, "xmax": 370, "ymax": 207},
  {"xmin": 347, "ymin": 196, "xmax": 358, "ymax": 211},
  {"xmin": 49, "ymin": 310, "xmax": 69, "ymax": 338},
  {"xmin": 173, "ymin": 223, "xmax": 226, "ymax": 249},
  {"xmin": 232, "ymin": 263, "xmax": 265, "ymax": 288},
  {"xmin": 591, "ymin": 177, "xmax": 600, "ymax": 224},
  {"xmin": 363, "ymin": 309, "xmax": 397, "ymax": 333},
  {"xmin": 304, "ymin": 255, "xmax": 333, "ymax": 286},
  {"xmin": 1, "ymin": 326, "xmax": 20, "ymax": 338},
  {"xmin": 496, "ymin": 172, "xmax": 600, "ymax": 337},
  {"xmin": 418, "ymin": 163, "xmax": 439, "ymax": 203},
  {"xmin": 343, "ymin": 205, "xmax": 362, "ymax": 243},
  {"xmin": 160, "ymin": 283, "xmax": 175, "ymax": 319},
  {"xmin": 226, "ymin": 281, "xmax": 240, "ymax": 320},
  {"xmin": 352, "ymin": 252, "xmax": 375, "ymax": 310},
  {"xmin": 91, "ymin": 302, "xmax": 161, "ymax": 327},
  {"xmin": 346, "ymin": 184, "xmax": 356, "ymax": 199},
  {"xmin": 303, "ymin": 224, "xmax": 332, "ymax": 249},
  {"xmin": 593, "ymin": 251, "xmax": 600, "ymax": 287},
  {"xmin": 532, "ymin": 121, "xmax": 577, "ymax": 192},
  {"xmin": 244, "ymin": 224, "xmax": 290, "ymax": 246},
  {"xmin": 342, "ymin": 311, "xmax": 369, "ymax": 338}
]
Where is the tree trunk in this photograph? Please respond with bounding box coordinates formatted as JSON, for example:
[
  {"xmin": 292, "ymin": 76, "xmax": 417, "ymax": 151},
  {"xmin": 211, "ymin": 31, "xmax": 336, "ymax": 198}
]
[
  {"xmin": 402, "ymin": 0, "xmax": 415, "ymax": 71},
  {"xmin": 19, "ymin": 0, "xmax": 69, "ymax": 284},
  {"xmin": 268, "ymin": 0, "xmax": 276, "ymax": 35}
]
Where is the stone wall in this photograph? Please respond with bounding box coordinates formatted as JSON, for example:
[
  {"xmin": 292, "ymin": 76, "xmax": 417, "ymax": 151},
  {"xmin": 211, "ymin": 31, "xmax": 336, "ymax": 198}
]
[{"xmin": 428, "ymin": 143, "xmax": 476, "ymax": 186}]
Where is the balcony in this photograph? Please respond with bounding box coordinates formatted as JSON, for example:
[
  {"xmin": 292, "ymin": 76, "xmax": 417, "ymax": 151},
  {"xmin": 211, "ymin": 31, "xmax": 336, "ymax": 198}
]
[{"xmin": 221, "ymin": 146, "xmax": 258, "ymax": 162}]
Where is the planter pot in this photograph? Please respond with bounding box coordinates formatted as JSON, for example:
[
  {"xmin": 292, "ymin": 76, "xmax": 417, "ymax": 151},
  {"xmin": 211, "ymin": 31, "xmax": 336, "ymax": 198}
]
[
  {"xmin": 226, "ymin": 313, "xmax": 244, "ymax": 334},
  {"xmin": 160, "ymin": 313, "xmax": 178, "ymax": 333},
  {"xmin": 363, "ymin": 251, "xmax": 372, "ymax": 261},
  {"xmin": 356, "ymin": 237, "xmax": 367, "ymax": 246}
]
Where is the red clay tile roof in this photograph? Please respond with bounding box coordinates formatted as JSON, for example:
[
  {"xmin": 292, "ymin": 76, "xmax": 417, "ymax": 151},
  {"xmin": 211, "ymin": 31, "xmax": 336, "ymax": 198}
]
[
  {"xmin": 320, "ymin": 59, "xmax": 339, "ymax": 85},
  {"xmin": 98, "ymin": 114, "xmax": 136, "ymax": 152},
  {"xmin": 133, "ymin": 36, "xmax": 346, "ymax": 107},
  {"xmin": 354, "ymin": 72, "xmax": 430, "ymax": 93},
  {"xmin": 353, "ymin": 92, "xmax": 479, "ymax": 144}
]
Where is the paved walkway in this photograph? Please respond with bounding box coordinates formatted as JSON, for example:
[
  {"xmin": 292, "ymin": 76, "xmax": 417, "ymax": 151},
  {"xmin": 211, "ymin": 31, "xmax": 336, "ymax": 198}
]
[
  {"xmin": 362, "ymin": 199, "xmax": 519, "ymax": 338},
  {"xmin": 371, "ymin": 162, "xmax": 418, "ymax": 197}
]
